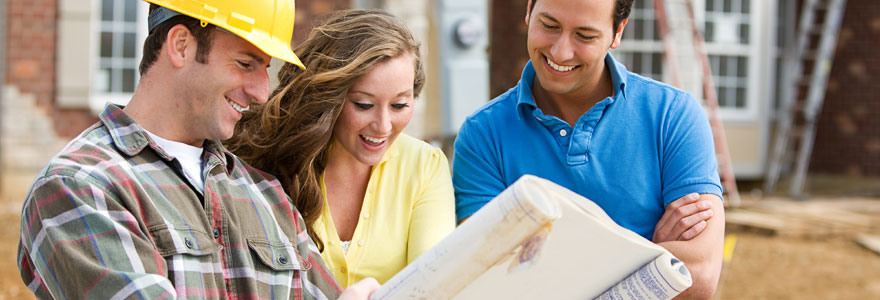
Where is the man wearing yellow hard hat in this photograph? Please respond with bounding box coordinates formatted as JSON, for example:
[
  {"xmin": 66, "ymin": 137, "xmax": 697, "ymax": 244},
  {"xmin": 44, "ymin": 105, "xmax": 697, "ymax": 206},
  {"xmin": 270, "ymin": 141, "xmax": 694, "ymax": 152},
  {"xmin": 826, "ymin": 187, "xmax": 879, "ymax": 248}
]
[{"xmin": 17, "ymin": 0, "xmax": 377, "ymax": 298}]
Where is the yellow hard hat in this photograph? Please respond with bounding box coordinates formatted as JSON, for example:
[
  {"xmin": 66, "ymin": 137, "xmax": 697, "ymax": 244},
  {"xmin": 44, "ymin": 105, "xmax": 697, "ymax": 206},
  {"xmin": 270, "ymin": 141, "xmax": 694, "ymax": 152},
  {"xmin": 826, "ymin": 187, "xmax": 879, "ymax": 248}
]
[{"xmin": 144, "ymin": 0, "xmax": 304, "ymax": 69}]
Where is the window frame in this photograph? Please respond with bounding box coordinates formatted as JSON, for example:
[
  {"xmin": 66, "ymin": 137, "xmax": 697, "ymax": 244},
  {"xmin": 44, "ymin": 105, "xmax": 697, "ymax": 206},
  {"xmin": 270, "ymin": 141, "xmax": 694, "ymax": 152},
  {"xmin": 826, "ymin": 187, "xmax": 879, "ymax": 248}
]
[
  {"xmin": 89, "ymin": 0, "xmax": 149, "ymax": 112},
  {"xmin": 612, "ymin": 0, "xmax": 766, "ymax": 122}
]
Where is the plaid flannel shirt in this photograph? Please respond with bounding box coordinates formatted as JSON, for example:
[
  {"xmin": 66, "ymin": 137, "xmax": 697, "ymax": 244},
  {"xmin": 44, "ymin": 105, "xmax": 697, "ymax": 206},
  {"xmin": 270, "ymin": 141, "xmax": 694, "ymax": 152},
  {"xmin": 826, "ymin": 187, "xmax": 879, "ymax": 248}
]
[{"xmin": 18, "ymin": 104, "xmax": 342, "ymax": 299}]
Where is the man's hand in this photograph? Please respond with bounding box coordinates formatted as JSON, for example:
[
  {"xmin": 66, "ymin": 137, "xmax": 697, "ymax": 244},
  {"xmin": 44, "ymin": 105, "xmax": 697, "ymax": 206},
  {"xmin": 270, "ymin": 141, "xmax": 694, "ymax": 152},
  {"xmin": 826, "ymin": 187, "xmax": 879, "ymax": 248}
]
[
  {"xmin": 656, "ymin": 194, "xmax": 725, "ymax": 299},
  {"xmin": 653, "ymin": 193, "xmax": 714, "ymax": 243},
  {"xmin": 338, "ymin": 278, "xmax": 380, "ymax": 300}
]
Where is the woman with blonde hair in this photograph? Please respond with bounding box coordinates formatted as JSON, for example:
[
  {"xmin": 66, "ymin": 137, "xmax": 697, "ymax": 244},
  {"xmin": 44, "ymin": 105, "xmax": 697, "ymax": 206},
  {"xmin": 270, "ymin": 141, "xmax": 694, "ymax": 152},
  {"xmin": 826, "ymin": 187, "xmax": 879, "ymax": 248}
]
[{"xmin": 227, "ymin": 9, "xmax": 455, "ymax": 287}]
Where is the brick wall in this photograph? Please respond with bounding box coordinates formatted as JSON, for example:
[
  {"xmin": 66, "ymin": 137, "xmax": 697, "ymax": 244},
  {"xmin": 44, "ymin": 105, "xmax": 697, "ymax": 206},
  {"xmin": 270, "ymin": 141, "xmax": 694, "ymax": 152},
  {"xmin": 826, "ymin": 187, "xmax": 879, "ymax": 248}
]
[
  {"xmin": 0, "ymin": 0, "xmax": 352, "ymax": 203},
  {"xmin": 489, "ymin": 0, "xmax": 530, "ymax": 99},
  {"xmin": 810, "ymin": 0, "xmax": 880, "ymax": 176},
  {"xmin": 6, "ymin": 0, "xmax": 95, "ymax": 138},
  {"xmin": 292, "ymin": 0, "xmax": 351, "ymax": 45},
  {"xmin": 3, "ymin": 0, "xmax": 350, "ymax": 141}
]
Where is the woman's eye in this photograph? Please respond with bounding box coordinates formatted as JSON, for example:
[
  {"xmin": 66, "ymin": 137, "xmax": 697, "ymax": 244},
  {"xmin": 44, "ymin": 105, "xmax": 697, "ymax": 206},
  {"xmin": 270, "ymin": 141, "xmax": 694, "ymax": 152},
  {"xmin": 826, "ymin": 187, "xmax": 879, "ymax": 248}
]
[
  {"xmin": 391, "ymin": 103, "xmax": 410, "ymax": 109},
  {"xmin": 354, "ymin": 103, "xmax": 373, "ymax": 110}
]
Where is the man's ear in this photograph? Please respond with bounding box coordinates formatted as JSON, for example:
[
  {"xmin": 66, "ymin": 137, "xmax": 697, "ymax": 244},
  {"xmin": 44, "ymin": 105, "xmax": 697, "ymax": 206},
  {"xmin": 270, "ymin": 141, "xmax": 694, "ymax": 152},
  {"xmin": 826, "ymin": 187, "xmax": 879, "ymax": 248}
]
[
  {"xmin": 610, "ymin": 18, "xmax": 629, "ymax": 49},
  {"xmin": 525, "ymin": 0, "xmax": 533, "ymax": 26},
  {"xmin": 165, "ymin": 24, "xmax": 193, "ymax": 68}
]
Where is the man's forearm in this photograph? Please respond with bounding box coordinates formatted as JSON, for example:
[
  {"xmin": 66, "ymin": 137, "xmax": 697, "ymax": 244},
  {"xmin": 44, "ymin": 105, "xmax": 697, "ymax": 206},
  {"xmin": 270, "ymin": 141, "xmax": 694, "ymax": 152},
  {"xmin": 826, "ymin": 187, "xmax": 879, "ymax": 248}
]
[{"xmin": 657, "ymin": 194, "xmax": 725, "ymax": 300}]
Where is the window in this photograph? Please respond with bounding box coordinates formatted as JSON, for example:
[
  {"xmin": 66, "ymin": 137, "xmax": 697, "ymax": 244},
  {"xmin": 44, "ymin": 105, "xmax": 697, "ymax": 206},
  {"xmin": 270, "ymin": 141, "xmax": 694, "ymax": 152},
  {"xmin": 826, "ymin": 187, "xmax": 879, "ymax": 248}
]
[
  {"xmin": 613, "ymin": 0, "xmax": 664, "ymax": 81},
  {"xmin": 709, "ymin": 55, "xmax": 748, "ymax": 108},
  {"xmin": 704, "ymin": 0, "xmax": 751, "ymax": 111},
  {"xmin": 612, "ymin": 0, "xmax": 763, "ymax": 120},
  {"xmin": 91, "ymin": 0, "xmax": 147, "ymax": 111}
]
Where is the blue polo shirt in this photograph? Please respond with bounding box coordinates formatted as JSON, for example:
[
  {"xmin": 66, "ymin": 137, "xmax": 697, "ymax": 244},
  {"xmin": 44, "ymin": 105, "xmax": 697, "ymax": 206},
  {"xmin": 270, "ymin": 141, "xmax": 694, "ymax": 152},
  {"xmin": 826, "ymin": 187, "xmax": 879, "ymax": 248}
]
[{"xmin": 452, "ymin": 54, "xmax": 722, "ymax": 239}]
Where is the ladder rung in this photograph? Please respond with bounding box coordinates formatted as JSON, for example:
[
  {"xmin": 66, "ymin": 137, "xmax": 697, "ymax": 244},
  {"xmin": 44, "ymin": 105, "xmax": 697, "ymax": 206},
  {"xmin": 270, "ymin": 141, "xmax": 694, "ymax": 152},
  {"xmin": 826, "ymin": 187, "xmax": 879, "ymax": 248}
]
[
  {"xmin": 808, "ymin": 25, "xmax": 825, "ymax": 35},
  {"xmin": 812, "ymin": 1, "xmax": 831, "ymax": 11},
  {"xmin": 796, "ymin": 78, "xmax": 812, "ymax": 86},
  {"xmin": 788, "ymin": 127, "xmax": 806, "ymax": 139},
  {"xmin": 799, "ymin": 49, "xmax": 820, "ymax": 61}
]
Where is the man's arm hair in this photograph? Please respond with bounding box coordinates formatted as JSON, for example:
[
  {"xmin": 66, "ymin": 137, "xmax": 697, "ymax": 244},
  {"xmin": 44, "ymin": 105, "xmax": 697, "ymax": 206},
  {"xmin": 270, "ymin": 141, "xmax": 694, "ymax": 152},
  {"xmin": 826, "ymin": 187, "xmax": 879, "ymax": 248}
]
[
  {"xmin": 653, "ymin": 193, "xmax": 714, "ymax": 243},
  {"xmin": 656, "ymin": 193, "xmax": 725, "ymax": 300}
]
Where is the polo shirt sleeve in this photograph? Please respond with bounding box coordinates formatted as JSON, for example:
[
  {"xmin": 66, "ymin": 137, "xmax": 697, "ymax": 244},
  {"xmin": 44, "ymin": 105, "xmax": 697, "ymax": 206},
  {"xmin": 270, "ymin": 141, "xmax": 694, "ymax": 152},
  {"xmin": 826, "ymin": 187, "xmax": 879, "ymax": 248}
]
[
  {"xmin": 659, "ymin": 92, "xmax": 724, "ymax": 206},
  {"xmin": 452, "ymin": 117, "xmax": 507, "ymax": 223}
]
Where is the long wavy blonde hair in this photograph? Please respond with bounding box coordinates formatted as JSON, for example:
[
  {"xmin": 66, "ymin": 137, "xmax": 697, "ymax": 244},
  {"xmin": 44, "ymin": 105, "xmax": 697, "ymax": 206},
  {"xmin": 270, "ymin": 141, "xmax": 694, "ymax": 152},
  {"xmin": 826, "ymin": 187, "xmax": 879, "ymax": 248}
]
[{"xmin": 226, "ymin": 9, "xmax": 425, "ymax": 251}]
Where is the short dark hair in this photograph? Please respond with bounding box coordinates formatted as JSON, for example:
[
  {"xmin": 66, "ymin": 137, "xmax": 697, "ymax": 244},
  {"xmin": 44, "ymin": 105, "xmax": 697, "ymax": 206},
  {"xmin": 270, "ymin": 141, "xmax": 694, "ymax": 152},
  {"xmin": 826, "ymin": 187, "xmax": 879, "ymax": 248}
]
[
  {"xmin": 529, "ymin": 0, "xmax": 634, "ymax": 34},
  {"xmin": 138, "ymin": 4, "xmax": 216, "ymax": 75}
]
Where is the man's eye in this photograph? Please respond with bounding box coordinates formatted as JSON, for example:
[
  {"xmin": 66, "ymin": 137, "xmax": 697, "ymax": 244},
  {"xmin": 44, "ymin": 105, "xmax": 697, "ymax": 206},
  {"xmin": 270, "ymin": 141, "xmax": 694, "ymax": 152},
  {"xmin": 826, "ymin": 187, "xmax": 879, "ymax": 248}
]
[
  {"xmin": 577, "ymin": 34, "xmax": 597, "ymax": 41},
  {"xmin": 237, "ymin": 61, "xmax": 252, "ymax": 69},
  {"xmin": 354, "ymin": 103, "xmax": 373, "ymax": 110},
  {"xmin": 541, "ymin": 22, "xmax": 559, "ymax": 30}
]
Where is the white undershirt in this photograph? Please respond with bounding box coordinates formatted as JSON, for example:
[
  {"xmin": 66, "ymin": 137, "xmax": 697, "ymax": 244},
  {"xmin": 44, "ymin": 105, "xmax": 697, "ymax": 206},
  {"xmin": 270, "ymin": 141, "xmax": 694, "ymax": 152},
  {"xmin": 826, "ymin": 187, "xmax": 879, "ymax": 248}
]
[
  {"xmin": 341, "ymin": 241, "xmax": 351, "ymax": 254},
  {"xmin": 145, "ymin": 130, "xmax": 206, "ymax": 194}
]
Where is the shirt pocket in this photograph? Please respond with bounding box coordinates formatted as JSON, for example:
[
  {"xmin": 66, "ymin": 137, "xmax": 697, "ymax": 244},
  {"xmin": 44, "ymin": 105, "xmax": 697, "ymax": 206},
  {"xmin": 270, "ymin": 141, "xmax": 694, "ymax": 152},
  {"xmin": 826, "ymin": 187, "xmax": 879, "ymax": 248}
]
[
  {"xmin": 150, "ymin": 225, "xmax": 222, "ymax": 256},
  {"xmin": 246, "ymin": 238, "xmax": 303, "ymax": 272}
]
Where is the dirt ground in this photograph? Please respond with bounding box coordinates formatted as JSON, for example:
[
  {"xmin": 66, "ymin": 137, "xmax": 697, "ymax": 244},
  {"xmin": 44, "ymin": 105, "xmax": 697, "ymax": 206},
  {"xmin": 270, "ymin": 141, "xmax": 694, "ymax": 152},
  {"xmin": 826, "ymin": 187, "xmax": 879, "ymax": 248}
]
[
  {"xmin": 718, "ymin": 232, "xmax": 880, "ymax": 299},
  {"xmin": 0, "ymin": 197, "xmax": 878, "ymax": 299}
]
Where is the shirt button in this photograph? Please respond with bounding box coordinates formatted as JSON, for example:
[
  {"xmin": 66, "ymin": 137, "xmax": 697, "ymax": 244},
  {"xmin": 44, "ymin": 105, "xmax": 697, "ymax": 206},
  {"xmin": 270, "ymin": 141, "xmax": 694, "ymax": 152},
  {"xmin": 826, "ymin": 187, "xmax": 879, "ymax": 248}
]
[
  {"xmin": 559, "ymin": 129, "xmax": 568, "ymax": 137},
  {"xmin": 358, "ymin": 240, "xmax": 365, "ymax": 246},
  {"xmin": 363, "ymin": 213, "xmax": 370, "ymax": 219},
  {"xmin": 213, "ymin": 229, "xmax": 220, "ymax": 239},
  {"xmin": 341, "ymin": 266, "xmax": 348, "ymax": 273},
  {"xmin": 278, "ymin": 256, "xmax": 289, "ymax": 265},
  {"xmin": 184, "ymin": 238, "xmax": 194, "ymax": 249},
  {"xmin": 535, "ymin": 116, "xmax": 541, "ymax": 121}
]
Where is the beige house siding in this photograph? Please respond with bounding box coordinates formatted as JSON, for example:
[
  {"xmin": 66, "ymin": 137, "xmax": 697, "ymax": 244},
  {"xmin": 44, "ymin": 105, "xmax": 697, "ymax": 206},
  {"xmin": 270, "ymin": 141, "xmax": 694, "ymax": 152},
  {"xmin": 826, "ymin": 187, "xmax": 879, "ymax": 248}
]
[{"xmin": 56, "ymin": 0, "xmax": 93, "ymax": 109}]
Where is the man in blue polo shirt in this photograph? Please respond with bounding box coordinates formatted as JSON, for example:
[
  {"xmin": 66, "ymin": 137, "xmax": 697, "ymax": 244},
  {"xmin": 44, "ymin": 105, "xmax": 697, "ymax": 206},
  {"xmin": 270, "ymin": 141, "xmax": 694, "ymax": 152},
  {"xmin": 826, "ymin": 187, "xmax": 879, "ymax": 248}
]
[{"xmin": 453, "ymin": 0, "xmax": 724, "ymax": 298}]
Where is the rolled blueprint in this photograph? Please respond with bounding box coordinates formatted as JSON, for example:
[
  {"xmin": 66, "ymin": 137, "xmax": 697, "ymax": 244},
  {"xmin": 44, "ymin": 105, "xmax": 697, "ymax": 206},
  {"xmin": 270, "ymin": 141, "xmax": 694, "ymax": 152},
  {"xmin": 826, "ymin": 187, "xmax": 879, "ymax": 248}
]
[
  {"xmin": 370, "ymin": 176, "xmax": 562, "ymax": 300},
  {"xmin": 596, "ymin": 252, "xmax": 693, "ymax": 300}
]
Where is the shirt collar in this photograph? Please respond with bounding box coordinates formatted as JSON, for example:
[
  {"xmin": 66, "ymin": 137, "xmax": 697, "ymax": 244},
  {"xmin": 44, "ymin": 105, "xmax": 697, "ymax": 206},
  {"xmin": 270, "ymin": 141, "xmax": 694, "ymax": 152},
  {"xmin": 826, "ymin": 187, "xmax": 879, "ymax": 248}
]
[
  {"xmin": 380, "ymin": 136, "xmax": 401, "ymax": 164},
  {"xmin": 99, "ymin": 103, "xmax": 232, "ymax": 168},
  {"xmin": 515, "ymin": 53, "xmax": 628, "ymax": 118}
]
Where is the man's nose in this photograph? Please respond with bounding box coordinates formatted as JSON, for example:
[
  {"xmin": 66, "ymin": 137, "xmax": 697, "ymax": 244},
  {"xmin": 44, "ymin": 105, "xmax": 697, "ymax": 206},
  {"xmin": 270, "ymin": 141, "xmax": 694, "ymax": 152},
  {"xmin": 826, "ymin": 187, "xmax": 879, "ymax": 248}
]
[
  {"xmin": 549, "ymin": 35, "xmax": 575, "ymax": 62},
  {"xmin": 245, "ymin": 69, "xmax": 270, "ymax": 104}
]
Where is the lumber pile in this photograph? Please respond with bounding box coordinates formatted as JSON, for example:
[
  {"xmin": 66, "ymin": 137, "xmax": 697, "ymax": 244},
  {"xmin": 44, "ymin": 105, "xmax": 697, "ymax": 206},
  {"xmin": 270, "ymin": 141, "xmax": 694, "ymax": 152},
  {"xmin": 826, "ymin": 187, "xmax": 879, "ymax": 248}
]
[
  {"xmin": 725, "ymin": 198, "xmax": 880, "ymax": 239},
  {"xmin": 855, "ymin": 234, "xmax": 880, "ymax": 256}
]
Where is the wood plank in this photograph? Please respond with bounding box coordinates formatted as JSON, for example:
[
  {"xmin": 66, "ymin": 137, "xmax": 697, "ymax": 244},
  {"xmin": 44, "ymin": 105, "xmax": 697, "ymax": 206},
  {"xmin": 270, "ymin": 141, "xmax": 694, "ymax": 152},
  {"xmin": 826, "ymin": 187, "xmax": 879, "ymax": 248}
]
[
  {"xmin": 725, "ymin": 210, "xmax": 787, "ymax": 236},
  {"xmin": 855, "ymin": 234, "xmax": 880, "ymax": 256}
]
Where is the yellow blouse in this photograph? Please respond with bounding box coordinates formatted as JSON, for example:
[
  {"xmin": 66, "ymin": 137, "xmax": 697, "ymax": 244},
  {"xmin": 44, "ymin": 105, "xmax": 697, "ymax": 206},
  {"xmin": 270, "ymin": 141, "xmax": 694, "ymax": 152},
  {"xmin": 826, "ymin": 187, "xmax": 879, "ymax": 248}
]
[{"xmin": 314, "ymin": 134, "xmax": 455, "ymax": 287}]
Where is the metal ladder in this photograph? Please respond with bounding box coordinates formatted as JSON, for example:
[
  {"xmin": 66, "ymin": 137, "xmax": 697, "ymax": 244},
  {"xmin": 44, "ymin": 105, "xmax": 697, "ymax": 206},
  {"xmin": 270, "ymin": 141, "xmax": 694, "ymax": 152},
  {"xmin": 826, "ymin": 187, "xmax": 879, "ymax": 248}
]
[
  {"xmin": 653, "ymin": 0, "xmax": 741, "ymax": 206},
  {"xmin": 764, "ymin": 0, "xmax": 847, "ymax": 198}
]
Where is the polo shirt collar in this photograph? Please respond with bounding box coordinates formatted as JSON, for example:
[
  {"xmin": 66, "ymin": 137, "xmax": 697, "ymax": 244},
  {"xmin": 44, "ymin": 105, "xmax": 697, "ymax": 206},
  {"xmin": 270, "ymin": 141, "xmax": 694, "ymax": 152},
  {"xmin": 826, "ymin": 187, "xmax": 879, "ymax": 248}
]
[{"xmin": 515, "ymin": 53, "xmax": 628, "ymax": 118}]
